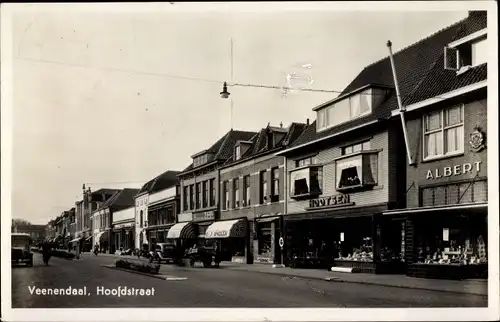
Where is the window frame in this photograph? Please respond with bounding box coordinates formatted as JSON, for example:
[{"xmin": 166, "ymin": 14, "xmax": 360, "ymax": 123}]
[
  {"xmin": 341, "ymin": 140, "xmax": 371, "ymax": 156},
  {"xmin": 444, "ymin": 30, "xmax": 487, "ymax": 72},
  {"xmin": 259, "ymin": 170, "xmax": 268, "ymax": 204},
  {"xmin": 289, "ymin": 165, "xmax": 323, "ymax": 199},
  {"xmin": 196, "ymin": 182, "xmax": 202, "ymax": 209},
  {"xmin": 243, "ymin": 175, "xmax": 251, "ymax": 206},
  {"xmin": 235, "ymin": 145, "xmax": 241, "ymax": 160},
  {"xmin": 271, "ymin": 167, "xmax": 280, "ymax": 199},
  {"xmin": 422, "ymin": 105, "xmax": 465, "ymax": 161},
  {"xmin": 222, "ymin": 181, "xmax": 229, "ymax": 210},
  {"xmin": 202, "ymin": 181, "xmax": 208, "ymax": 208},
  {"xmin": 233, "ymin": 178, "xmax": 240, "ymax": 208},
  {"xmin": 209, "ymin": 179, "xmax": 216, "ymax": 207},
  {"xmin": 335, "ymin": 152, "xmax": 378, "ymax": 191}
]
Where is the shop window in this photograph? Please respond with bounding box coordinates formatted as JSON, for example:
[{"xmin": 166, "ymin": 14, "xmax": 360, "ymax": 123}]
[
  {"xmin": 258, "ymin": 222, "xmax": 272, "ymax": 256},
  {"xmin": 335, "ymin": 153, "xmax": 378, "ymax": 191},
  {"xmin": 243, "ymin": 175, "xmax": 251, "ymax": 206},
  {"xmin": 289, "ymin": 166, "xmax": 323, "ymax": 199},
  {"xmin": 271, "ymin": 167, "xmax": 280, "ymax": 202},
  {"xmin": 414, "ymin": 219, "xmax": 487, "ymax": 266},
  {"xmin": 259, "ymin": 170, "xmax": 268, "ymax": 204},
  {"xmin": 423, "ymin": 105, "xmax": 464, "ymax": 160},
  {"xmin": 233, "ymin": 178, "xmax": 240, "ymax": 208},
  {"xmin": 209, "ymin": 179, "xmax": 216, "ymax": 206}
]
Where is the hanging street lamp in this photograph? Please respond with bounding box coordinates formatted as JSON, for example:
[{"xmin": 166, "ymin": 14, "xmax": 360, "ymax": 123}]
[{"xmin": 220, "ymin": 82, "xmax": 230, "ymax": 99}]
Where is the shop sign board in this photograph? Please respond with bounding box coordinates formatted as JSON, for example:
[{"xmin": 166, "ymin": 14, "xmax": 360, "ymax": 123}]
[
  {"xmin": 206, "ymin": 230, "xmax": 228, "ymax": 238},
  {"xmin": 193, "ymin": 211, "xmax": 216, "ymax": 222},
  {"xmin": 426, "ymin": 161, "xmax": 482, "ymax": 180},
  {"xmin": 309, "ymin": 194, "xmax": 351, "ymax": 209}
]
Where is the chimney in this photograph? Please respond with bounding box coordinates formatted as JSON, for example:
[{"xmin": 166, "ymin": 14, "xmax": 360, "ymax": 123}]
[
  {"xmin": 280, "ymin": 121, "xmax": 283, "ymax": 128},
  {"xmin": 306, "ymin": 118, "xmax": 310, "ymax": 126}
]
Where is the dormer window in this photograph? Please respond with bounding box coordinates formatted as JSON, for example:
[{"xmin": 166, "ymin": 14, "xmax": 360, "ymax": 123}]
[
  {"xmin": 444, "ymin": 29, "xmax": 487, "ymax": 74},
  {"xmin": 315, "ymin": 86, "xmax": 388, "ymax": 132},
  {"xmin": 235, "ymin": 146, "xmax": 241, "ymax": 160},
  {"xmin": 192, "ymin": 151, "xmax": 213, "ymax": 167}
]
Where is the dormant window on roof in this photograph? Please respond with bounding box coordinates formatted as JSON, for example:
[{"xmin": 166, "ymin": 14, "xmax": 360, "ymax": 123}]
[
  {"xmin": 234, "ymin": 141, "xmax": 252, "ymax": 161},
  {"xmin": 444, "ymin": 28, "xmax": 487, "ymax": 74},
  {"xmin": 192, "ymin": 151, "xmax": 213, "ymax": 167},
  {"xmin": 314, "ymin": 86, "xmax": 388, "ymax": 132}
]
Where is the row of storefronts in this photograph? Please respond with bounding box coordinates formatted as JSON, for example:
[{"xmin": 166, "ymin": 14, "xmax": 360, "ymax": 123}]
[{"xmin": 164, "ymin": 11, "xmax": 489, "ymax": 280}]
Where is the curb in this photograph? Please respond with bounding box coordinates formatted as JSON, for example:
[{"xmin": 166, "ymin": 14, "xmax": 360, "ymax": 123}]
[
  {"xmin": 101, "ymin": 264, "xmax": 187, "ymax": 281},
  {"xmin": 225, "ymin": 267, "xmax": 487, "ymax": 296}
]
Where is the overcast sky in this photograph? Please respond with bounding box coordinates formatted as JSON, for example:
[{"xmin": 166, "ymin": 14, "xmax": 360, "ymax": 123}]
[{"xmin": 7, "ymin": 3, "xmax": 468, "ymax": 225}]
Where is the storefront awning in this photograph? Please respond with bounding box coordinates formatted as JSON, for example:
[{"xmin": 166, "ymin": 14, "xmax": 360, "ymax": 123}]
[
  {"xmin": 96, "ymin": 231, "xmax": 110, "ymax": 243},
  {"xmin": 382, "ymin": 203, "xmax": 487, "ymax": 215},
  {"xmin": 205, "ymin": 219, "xmax": 246, "ymax": 239},
  {"xmin": 166, "ymin": 222, "xmax": 196, "ymax": 239}
]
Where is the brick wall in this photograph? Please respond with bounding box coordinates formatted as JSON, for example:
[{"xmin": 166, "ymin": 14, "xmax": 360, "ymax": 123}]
[
  {"xmin": 405, "ymin": 96, "xmax": 487, "ymax": 208},
  {"xmin": 286, "ymin": 129, "xmax": 391, "ymax": 214},
  {"xmin": 219, "ymin": 153, "xmax": 285, "ymax": 221},
  {"xmin": 180, "ymin": 170, "xmax": 219, "ymax": 214}
]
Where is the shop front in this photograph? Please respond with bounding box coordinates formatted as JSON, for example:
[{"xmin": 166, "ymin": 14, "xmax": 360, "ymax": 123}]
[
  {"xmin": 165, "ymin": 221, "xmax": 198, "ymax": 252},
  {"xmin": 113, "ymin": 221, "xmax": 135, "ymax": 250},
  {"xmin": 205, "ymin": 218, "xmax": 249, "ymax": 263},
  {"xmin": 95, "ymin": 229, "xmax": 110, "ymax": 253},
  {"xmin": 284, "ymin": 194, "xmax": 406, "ymax": 274},
  {"xmin": 254, "ymin": 214, "xmax": 283, "ymax": 265}
]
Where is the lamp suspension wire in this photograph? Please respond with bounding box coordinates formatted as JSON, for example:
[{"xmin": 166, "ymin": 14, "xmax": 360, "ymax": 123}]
[{"xmin": 230, "ymin": 38, "xmax": 234, "ymax": 129}]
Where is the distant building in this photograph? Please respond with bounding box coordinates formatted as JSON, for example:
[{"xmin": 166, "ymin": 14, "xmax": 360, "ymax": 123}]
[{"xmin": 12, "ymin": 223, "xmax": 46, "ymax": 243}]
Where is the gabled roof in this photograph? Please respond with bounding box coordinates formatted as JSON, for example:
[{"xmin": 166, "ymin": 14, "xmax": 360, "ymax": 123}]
[
  {"xmin": 137, "ymin": 170, "xmax": 180, "ymax": 196},
  {"xmin": 179, "ymin": 129, "xmax": 257, "ymax": 175},
  {"xmin": 287, "ymin": 11, "xmax": 486, "ymax": 151},
  {"xmin": 99, "ymin": 188, "xmax": 140, "ymax": 212},
  {"xmin": 222, "ymin": 122, "xmax": 307, "ymax": 167}
]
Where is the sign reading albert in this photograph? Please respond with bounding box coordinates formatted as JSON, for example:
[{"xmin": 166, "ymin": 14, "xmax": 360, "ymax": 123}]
[
  {"xmin": 193, "ymin": 211, "xmax": 216, "ymax": 222},
  {"xmin": 309, "ymin": 194, "xmax": 352, "ymax": 209},
  {"xmin": 426, "ymin": 161, "xmax": 482, "ymax": 180}
]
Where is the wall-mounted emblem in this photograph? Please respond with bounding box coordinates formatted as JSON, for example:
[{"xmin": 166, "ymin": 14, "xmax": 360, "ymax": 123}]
[{"xmin": 469, "ymin": 127, "xmax": 486, "ymax": 152}]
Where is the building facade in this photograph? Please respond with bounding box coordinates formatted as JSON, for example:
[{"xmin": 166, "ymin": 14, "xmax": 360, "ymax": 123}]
[
  {"xmin": 112, "ymin": 206, "xmax": 135, "ymax": 250},
  {"xmin": 217, "ymin": 123, "xmax": 306, "ymax": 264},
  {"xmin": 172, "ymin": 130, "xmax": 257, "ymax": 253},
  {"xmin": 134, "ymin": 190, "xmax": 149, "ymax": 249},
  {"xmin": 384, "ymin": 11, "xmax": 488, "ymax": 280}
]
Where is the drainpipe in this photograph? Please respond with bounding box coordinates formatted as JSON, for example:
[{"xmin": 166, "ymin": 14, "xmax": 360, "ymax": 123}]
[{"xmin": 387, "ymin": 40, "xmax": 414, "ymax": 165}]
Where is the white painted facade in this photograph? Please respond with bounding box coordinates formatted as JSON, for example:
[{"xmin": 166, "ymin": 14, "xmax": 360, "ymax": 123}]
[
  {"xmin": 113, "ymin": 207, "xmax": 135, "ymax": 223},
  {"xmin": 134, "ymin": 192, "xmax": 149, "ymax": 249},
  {"xmin": 149, "ymin": 187, "xmax": 176, "ymax": 205}
]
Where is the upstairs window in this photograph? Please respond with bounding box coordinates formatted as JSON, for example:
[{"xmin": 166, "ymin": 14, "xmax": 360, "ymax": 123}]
[
  {"xmin": 341, "ymin": 140, "xmax": 371, "ymax": 155},
  {"xmin": 295, "ymin": 157, "xmax": 317, "ymax": 168},
  {"xmin": 260, "ymin": 171, "xmax": 268, "ymax": 204},
  {"xmin": 183, "ymin": 186, "xmax": 188, "ymax": 210},
  {"xmin": 289, "ymin": 166, "xmax": 323, "ymax": 199},
  {"xmin": 189, "ymin": 185, "xmax": 194, "ymax": 210},
  {"xmin": 235, "ymin": 146, "xmax": 241, "ymax": 160},
  {"xmin": 423, "ymin": 105, "xmax": 464, "ymax": 160},
  {"xmin": 336, "ymin": 153, "xmax": 378, "ymax": 191},
  {"xmin": 444, "ymin": 29, "xmax": 487, "ymax": 73},
  {"xmin": 316, "ymin": 88, "xmax": 373, "ymax": 132},
  {"xmin": 202, "ymin": 181, "xmax": 208, "ymax": 208},
  {"xmin": 243, "ymin": 175, "xmax": 251, "ymax": 206},
  {"xmin": 209, "ymin": 179, "xmax": 216, "ymax": 207},
  {"xmin": 233, "ymin": 178, "xmax": 240, "ymax": 208},
  {"xmin": 271, "ymin": 167, "xmax": 280, "ymax": 202},
  {"xmin": 196, "ymin": 183, "xmax": 202, "ymax": 209},
  {"xmin": 222, "ymin": 181, "xmax": 229, "ymax": 210}
]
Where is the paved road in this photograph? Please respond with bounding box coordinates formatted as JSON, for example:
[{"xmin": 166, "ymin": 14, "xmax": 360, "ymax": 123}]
[{"xmin": 11, "ymin": 253, "xmax": 487, "ymax": 308}]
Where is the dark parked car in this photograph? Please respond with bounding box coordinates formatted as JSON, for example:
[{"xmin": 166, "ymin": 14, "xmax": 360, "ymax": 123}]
[{"xmin": 12, "ymin": 233, "xmax": 34, "ymax": 267}]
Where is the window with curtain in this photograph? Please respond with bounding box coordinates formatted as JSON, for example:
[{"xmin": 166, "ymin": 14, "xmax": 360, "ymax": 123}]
[
  {"xmin": 243, "ymin": 175, "xmax": 251, "ymax": 206},
  {"xmin": 210, "ymin": 178, "xmax": 216, "ymax": 206},
  {"xmin": 423, "ymin": 105, "xmax": 464, "ymax": 160},
  {"xmin": 233, "ymin": 178, "xmax": 240, "ymax": 207},
  {"xmin": 260, "ymin": 170, "xmax": 268, "ymax": 204},
  {"xmin": 336, "ymin": 154, "xmax": 378, "ymax": 190},
  {"xmin": 222, "ymin": 181, "xmax": 229, "ymax": 210},
  {"xmin": 271, "ymin": 167, "xmax": 279, "ymax": 198},
  {"xmin": 202, "ymin": 181, "xmax": 208, "ymax": 208},
  {"xmin": 289, "ymin": 167, "xmax": 323, "ymax": 197}
]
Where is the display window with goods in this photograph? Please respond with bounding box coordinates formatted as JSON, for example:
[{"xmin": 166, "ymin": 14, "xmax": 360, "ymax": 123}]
[
  {"xmin": 257, "ymin": 222, "xmax": 272, "ymax": 258},
  {"xmin": 413, "ymin": 214, "xmax": 487, "ymax": 266}
]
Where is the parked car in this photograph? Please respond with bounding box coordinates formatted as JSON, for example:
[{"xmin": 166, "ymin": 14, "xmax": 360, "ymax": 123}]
[
  {"xmin": 150, "ymin": 243, "xmax": 181, "ymax": 264},
  {"xmin": 12, "ymin": 233, "xmax": 34, "ymax": 267}
]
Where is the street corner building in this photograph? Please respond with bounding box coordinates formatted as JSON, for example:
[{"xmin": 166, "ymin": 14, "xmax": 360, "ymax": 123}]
[{"xmin": 275, "ymin": 11, "xmax": 488, "ymax": 278}]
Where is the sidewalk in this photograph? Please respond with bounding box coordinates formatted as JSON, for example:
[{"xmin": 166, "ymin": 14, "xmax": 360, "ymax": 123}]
[
  {"xmin": 85, "ymin": 251, "xmax": 487, "ymax": 296},
  {"xmin": 220, "ymin": 262, "xmax": 487, "ymax": 296}
]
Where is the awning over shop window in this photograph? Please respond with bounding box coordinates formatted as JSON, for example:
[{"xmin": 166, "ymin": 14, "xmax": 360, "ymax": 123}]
[
  {"xmin": 166, "ymin": 222, "xmax": 196, "ymax": 239},
  {"xmin": 205, "ymin": 219, "xmax": 246, "ymax": 239},
  {"xmin": 96, "ymin": 231, "xmax": 109, "ymax": 243}
]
